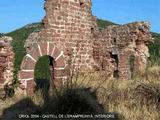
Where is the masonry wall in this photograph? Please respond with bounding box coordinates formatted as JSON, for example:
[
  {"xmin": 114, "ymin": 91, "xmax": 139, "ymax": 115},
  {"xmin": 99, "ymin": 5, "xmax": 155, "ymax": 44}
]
[
  {"xmin": 0, "ymin": 37, "xmax": 14, "ymax": 95},
  {"xmin": 20, "ymin": 0, "xmax": 100, "ymax": 94},
  {"xmin": 25, "ymin": 0, "xmax": 96, "ymax": 71},
  {"xmin": 94, "ymin": 22, "xmax": 152, "ymax": 79}
]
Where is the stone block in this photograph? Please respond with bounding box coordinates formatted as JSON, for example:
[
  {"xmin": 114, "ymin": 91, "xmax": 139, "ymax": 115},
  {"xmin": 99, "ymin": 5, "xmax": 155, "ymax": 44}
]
[
  {"xmin": 26, "ymin": 80, "xmax": 35, "ymax": 95},
  {"xmin": 54, "ymin": 55, "xmax": 65, "ymax": 68},
  {"xmin": 19, "ymin": 71, "xmax": 34, "ymax": 80},
  {"xmin": 39, "ymin": 42, "xmax": 48, "ymax": 56},
  {"xmin": 21, "ymin": 56, "xmax": 36, "ymax": 70}
]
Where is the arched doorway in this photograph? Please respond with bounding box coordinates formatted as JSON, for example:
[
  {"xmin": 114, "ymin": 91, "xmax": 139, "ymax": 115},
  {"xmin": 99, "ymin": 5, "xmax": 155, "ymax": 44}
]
[
  {"xmin": 18, "ymin": 42, "xmax": 67, "ymax": 95},
  {"xmin": 34, "ymin": 55, "xmax": 53, "ymax": 98}
]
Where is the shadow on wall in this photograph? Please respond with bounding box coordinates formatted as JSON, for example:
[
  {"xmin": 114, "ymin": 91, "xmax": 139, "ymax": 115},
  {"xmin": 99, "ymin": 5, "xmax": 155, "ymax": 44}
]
[{"xmin": 1, "ymin": 86, "xmax": 122, "ymax": 120}]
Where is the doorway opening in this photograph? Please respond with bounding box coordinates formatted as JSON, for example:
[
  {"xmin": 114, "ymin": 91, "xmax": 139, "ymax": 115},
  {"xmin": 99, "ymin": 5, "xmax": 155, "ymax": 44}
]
[
  {"xmin": 110, "ymin": 52, "xmax": 119, "ymax": 79},
  {"xmin": 34, "ymin": 55, "xmax": 54, "ymax": 98}
]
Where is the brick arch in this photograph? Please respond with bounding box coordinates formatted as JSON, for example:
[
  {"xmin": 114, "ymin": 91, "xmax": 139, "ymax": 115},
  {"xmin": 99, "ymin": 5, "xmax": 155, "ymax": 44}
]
[{"xmin": 19, "ymin": 42, "xmax": 67, "ymax": 94}]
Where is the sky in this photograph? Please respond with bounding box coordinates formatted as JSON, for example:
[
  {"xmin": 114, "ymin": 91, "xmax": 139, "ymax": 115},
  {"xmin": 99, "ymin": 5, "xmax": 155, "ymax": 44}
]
[{"xmin": 0, "ymin": 0, "xmax": 160, "ymax": 33}]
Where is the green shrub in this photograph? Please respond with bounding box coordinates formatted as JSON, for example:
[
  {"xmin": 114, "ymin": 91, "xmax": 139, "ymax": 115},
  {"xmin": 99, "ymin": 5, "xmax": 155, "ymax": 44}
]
[
  {"xmin": 149, "ymin": 32, "xmax": 160, "ymax": 65},
  {"xmin": 4, "ymin": 84, "xmax": 15, "ymax": 98}
]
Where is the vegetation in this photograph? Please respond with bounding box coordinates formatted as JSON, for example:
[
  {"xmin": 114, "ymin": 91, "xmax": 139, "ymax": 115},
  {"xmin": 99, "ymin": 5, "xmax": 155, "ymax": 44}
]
[
  {"xmin": 97, "ymin": 18, "xmax": 117, "ymax": 30},
  {"xmin": 5, "ymin": 23, "xmax": 43, "ymax": 71},
  {"xmin": 149, "ymin": 32, "xmax": 160, "ymax": 65},
  {"xmin": 0, "ymin": 69, "xmax": 160, "ymax": 119},
  {"xmin": 34, "ymin": 56, "xmax": 51, "ymax": 97},
  {"xmin": 34, "ymin": 56, "xmax": 51, "ymax": 81},
  {"xmin": 0, "ymin": 33, "xmax": 4, "ymax": 38}
]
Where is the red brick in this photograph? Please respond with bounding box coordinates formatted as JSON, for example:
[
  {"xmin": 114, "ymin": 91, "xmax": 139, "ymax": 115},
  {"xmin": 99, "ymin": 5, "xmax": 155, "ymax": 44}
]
[
  {"xmin": 51, "ymin": 47, "xmax": 61, "ymax": 59},
  {"xmin": 21, "ymin": 56, "xmax": 36, "ymax": 70},
  {"xmin": 0, "ymin": 77, "xmax": 5, "ymax": 84},
  {"xmin": 54, "ymin": 55, "xmax": 65, "ymax": 68},
  {"xmin": 26, "ymin": 80, "xmax": 35, "ymax": 95},
  {"xmin": 30, "ymin": 45, "xmax": 41, "ymax": 61},
  {"xmin": 48, "ymin": 43, "xmax": 55, "ymax": 56},
  {"xmin": 54, "ymin": 69, "xmax": 66, "ymax": 78},
  {"xmin": 39, "ymin": 43, "xmax": 47, "ymax": 56},
  {"xmin": 19, "ymin": 71, "xmax": 34, "ymax": 80},
  {"xmin": 0, "ymin": 57, "xmax": 6, "ymax": 62}
]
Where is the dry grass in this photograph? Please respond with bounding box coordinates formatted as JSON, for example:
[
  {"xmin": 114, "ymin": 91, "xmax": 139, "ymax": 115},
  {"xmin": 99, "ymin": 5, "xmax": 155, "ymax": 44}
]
[
  {"xmin": 0, "ymin": 66, "xmax": 160, "ymax": 120},
  {"xmin": 0, "ymin": 88, "xmax": 27, "ymax": 116},
  {"xmin": 73, "ymin": 66, "xmax": 160, "ymax": 120}
]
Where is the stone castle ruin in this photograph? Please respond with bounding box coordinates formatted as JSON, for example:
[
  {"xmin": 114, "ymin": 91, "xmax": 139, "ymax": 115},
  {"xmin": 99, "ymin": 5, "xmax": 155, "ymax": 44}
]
[{"xmin": 0, "ymin": 0, "xmax": 151, "ymax": 95}]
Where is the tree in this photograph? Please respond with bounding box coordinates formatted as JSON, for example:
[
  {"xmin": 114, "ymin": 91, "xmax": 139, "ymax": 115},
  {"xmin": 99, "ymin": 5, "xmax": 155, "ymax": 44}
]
[{"xmin": 0, "ymin": 33, "xmax": 4, "ymax": 37}]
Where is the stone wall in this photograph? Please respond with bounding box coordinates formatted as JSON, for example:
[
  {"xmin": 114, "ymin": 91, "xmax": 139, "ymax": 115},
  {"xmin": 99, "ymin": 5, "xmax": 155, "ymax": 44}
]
[
  {"xmin": 21, "ymin": 0, "xmax": 99, "ymax": 94},
  {"xmin": 94, "ymin": 22, "xmax": 152, "ymax": 79},
  {"xmin": 0, "ymin": 36, "xmax": 14, "ymax": 95},
  {"xmin": 25, "ymin": 0, "xmax": 96, "ymax": 71}
]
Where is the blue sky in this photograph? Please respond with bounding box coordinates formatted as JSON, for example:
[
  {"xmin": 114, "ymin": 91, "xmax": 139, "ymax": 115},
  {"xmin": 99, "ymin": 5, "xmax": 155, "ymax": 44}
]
[{"xmin": 0, "ymin": 0, "xmax": 159, "ymax": 33}]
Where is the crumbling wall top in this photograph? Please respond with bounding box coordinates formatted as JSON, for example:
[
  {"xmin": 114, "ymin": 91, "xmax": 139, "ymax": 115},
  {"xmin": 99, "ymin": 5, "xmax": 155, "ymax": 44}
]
[
  {"xmin": 0, "ymin": 36, "xmax": 13, "ymax": 47},
  {"xmin": 100, "ymin": 21, "xmax": 152, "ymax": 49},
  {"xmin": 0, "ymin": 36, "xmax": 14, "ymax": 93}
]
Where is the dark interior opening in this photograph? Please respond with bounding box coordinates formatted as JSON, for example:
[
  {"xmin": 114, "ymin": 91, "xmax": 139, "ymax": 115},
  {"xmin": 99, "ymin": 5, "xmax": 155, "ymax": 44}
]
[
  {"xmin": 110, "ymin": 53, "xmax": 119, "ymax": 65},
  {"xmin": 91, "ymin": 28, "xmax": 94, "ymax": 34},
  {"xmin": 110, "ymin": 52, "xmax": 119, "ymax": 79},
  {"xmin": 113, "ymin": 70, "xmax": 119, "ymax": 79},
  {"xmin": 136, "ymin": 39, "xmax": 140, "ymax": 45},
  {"xmin": 113, "ymin": 38, "xmax": 117, "ymax": 44},
  {"xmin": 80, "ymin": 2, "xmax": 84, "ymax": 7},
  {"xmin": 55, "ymin": 4, "xmax": 61, "ymax": 10}
]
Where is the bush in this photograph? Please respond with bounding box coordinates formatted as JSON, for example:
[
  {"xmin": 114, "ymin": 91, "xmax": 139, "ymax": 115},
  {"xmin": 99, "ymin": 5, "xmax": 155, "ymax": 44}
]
[
  {"xmin": 0, "ymin": 33, "xmax": 4, "ymax": 37},
  {"xmin": 4, "ymin": 84, "xmax": 15, "ymax": 98}
]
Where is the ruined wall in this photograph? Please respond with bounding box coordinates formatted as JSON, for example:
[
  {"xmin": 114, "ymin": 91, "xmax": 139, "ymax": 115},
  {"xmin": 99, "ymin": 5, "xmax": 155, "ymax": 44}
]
[
  {"xmin": 26, "ymin": 0, "xmax": 96, "ymax": 71},
  {"xmin": 20, "ymin": 0, "xmax": 99, "ymax": 94},
  {"xmin": 0, "ymin": 37, "xmax": 14, "ymax": 95},
  {"xmin": 94, "ymin": 22, "xmax": 152, "ymax": 79}
]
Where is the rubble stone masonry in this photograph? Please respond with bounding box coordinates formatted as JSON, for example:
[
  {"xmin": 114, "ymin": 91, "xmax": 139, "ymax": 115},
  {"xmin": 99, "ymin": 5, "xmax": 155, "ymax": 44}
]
[
  {"xmin": 94, "ymin": 22, "xmax": 151, "ymax": 79},
  {"xmin": 0, "ymin": 36, "xmax": 14, "ymax": 95}
]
